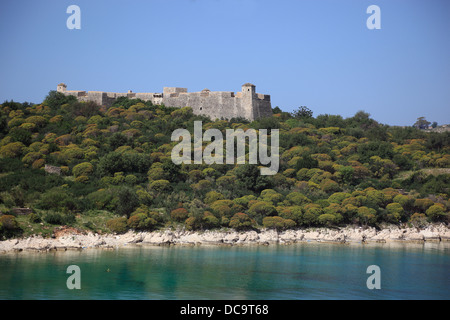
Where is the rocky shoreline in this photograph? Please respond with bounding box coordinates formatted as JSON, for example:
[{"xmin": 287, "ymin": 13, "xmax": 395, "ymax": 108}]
[{"xmin": 1, "ymin": 224, "xmax": 449, "ymax": 253}]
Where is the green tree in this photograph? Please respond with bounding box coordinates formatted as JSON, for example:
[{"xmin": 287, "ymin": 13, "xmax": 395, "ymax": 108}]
[
  {"xmin": 234, "ymin": 164, "xmax": 273, "ymax": 193},
  {"xmin": 9, "ymin": 127, "xmax": 32, "ymax": 144},
  {"xmin": 109, "ymin": 133, "xmax": 128, "ymax": 150},
  {"xmin": 337, "ymin": 166, "xmax": 355, "ymax": 184},
  {"xmin": 43, "ymin": 90, "xmax": 77, "ymax": 110},
  {"xmin": 291, "ymin": 106, "xmax": 313, "ymax": 119},
  {"xmin": 413, "ymin": 117, "xmax": 430, "ymax": 130},
  {"xmin": 295, "ymin": 154, "xmax": 318, "ymax": 170},
  {"xmin": 116, "ymin": 187, "xmax": 139, "ymax": 218},
  {"xmin": 38, "ymin": 188, "xmax": 76, "ymax": 212}
]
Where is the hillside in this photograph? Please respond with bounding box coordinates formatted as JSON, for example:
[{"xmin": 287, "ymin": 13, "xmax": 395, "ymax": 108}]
[{"xmin": 0, "ymin": 91, "xmax": 449, "ymax": 239}]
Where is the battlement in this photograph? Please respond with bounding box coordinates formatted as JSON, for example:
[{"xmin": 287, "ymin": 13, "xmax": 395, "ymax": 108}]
[{"xmin": 57, "ymin": 83, "xmax": 272, "ymax": 121}]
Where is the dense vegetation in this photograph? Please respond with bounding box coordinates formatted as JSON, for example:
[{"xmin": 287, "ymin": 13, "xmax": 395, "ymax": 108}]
[{"xmin": 0, "ymin": 92, "xmax": 449, "ymax": 238}]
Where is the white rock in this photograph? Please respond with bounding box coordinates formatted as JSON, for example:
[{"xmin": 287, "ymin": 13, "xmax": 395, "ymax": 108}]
[{"xmin": 258, "ymin": 229, "xmax": 278, "ymax": 243}]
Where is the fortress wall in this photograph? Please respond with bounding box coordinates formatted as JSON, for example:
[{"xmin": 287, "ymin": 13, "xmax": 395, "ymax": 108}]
[
  {"xmin": 253, "ymin": 98, "xmax": 273, "ymax": 119},
  {"xmin": 85, "ymin": 92, "xmax": 106, "ymax": 106},
  {"xmin": 65, "ymin": 90, "xmax": 86, "ymax": 97},
  {"xmin": 107, "ymin": 92, "xmax": 128, "ymax": 99},
  {"xmin": 257, "ymin": 94, "xmax": 270, "ymax": 101},
  {"xmin": 211, "ymin": 91, "xmax": 235, "ymax": 98},
  {"xmin": 58, "ymin": 83, "xmax": 271, "ymax": 121},
  {"xmin": 163, "ymin": 92, "xmax": 244, "ymax": 120},
  {"xmin": 134, "ymin": 93, "xmax": 155, "ymax": 101},
  {"xmin": 163, "ymin": 87, "xmax": 188, "ymax": 94}
]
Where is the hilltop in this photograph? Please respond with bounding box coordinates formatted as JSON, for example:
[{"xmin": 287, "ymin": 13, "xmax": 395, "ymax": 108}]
[{"xmin": 0, "ymin": 91, "xmax": 449, "ymax": 240}]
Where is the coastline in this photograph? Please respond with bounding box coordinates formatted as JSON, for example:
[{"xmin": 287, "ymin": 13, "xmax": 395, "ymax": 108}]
[{"xmin": 1, "ymin": 224, "xmax": 449, "ymax": 254}]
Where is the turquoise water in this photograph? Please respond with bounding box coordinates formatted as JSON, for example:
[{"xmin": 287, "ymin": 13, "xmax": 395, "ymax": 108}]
[{"xmin": 0, "ymin": 242, "xmax": 449, "ymax": 300}]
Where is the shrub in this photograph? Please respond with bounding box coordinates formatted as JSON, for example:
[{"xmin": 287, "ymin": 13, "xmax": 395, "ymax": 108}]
[
  {"xmin": 28, "ymin": 212, "xmax": 41, "ymax": 223},
  {"xmin": 426, "ymin": 204, "xmax": 448, "ymax": 222},
  {"xmin": 32, "ymin": 158, "xmax": 45, "ymax": 169},
  {"xmin": 328, "ymin": 192, "xmax": 352, "ymax": 204},
  {"xmin": 318, "ymin": 213, "xmax": 341, "ymax": 227},
  {"xmin": 185, "ymin": 216, "xmax": 199, "ymax": 231},
  {"xmin": 72, "ymin": 162, "xmax": 94, "ymax": 178},
  {"xmin": 229, "ymin": 213, "xmax": 255, "ymax": 231},
  {"xmin": 216, "ymin": 175, "xmax": 236, "ymax": 189},
  {"xmin": 233, "ymin": 195, "xmax": 257, "ymax": 208},
  {"xmin": 357, "ymin": 206, "xmax": 377, "ymax": 226},
  {"xmin": 87, "ymin": 189, "xmax": 115, "ymax": 211},
  {"xmin": 106, "ymin": 217, "xmax": 128, "ymax": 234},
  {"xmin": 0, "ymin": 215, "xmax": 21, "ymax": 238},
  {"xmin": 234, "ymin": 164, "xmax": 273, "ymax": 192},
  {"xmin": 259, "ymin": 189, "xmax": 284, "ymax": 205},
  {"xmin": 116, "ymin": 187, "xmax": 139, "ymax": 218},
  {"xmin": 0, "ymin": 142, "xmax": 25, "ymax": 158},
  {"xmin": 149, "ymin": 179, "xmax": 171, "ymax": 193},
  {"xmin": 386, "ymin": 203, "xmax": 404, "ymax": 223},
  {"xmin": 188, "ymin": 169, "xmax": 204, "ymax": 182},
  {"xmin": 262, "ymin": 216, "xmax": 296, "ymax": 230},
  {"xmin": 284, "ymin": 192, "xmax": 311, "ymax": 206},
  {"xmin": 210, "ymin": 200, "xmax": 240, "ymax": 218},
  {"xmin": 170, "ymin": 208, "xmax": 189, "ymax": 222},
  {"xmin": 302, "ymin": 204, "xmax": 322, "ymax": 226},
  {"xmin": 393, "ymin": 194, "xmax": 414, "ymax": 209},
  {"xmin": 204, "ymin": 191, "xmax": 225, "ymax": 204},
  {"xmin": 295, "ymin": 154, "xmax": 318, "ymax": 170},
  {"xmin": 247, "ymin": 201, "xmax": 277, "ymax": 223},
  {"xmin": 75, "ymin": 175, "xmax": 89, "ymax": 183},
  {"xmin": 202, "ymin": 212, "xmax": 220, "ymax": 229},
  {"xmin": 190, "ymin": 179, "xmax": 212, "ymax": 192},
  {"xmin": 38, "ymin": 188, "xmax": 76, "ymax": 211},
  {"xmin": 43, "ymin": 211, "xmax": 76, "ymax": 225},
  {"xmin": 125, "ymin": 174, "xmax": 137, "ymax": 185},
  {"xmin": 0, "ymin": 215, "xmax": 19, "ymax": 230},
  {"xmin": 409, "ymin": 213, "xmax": 428, "ymax": 228},
  {"xmin": 147, "ymin": 167, "xmax": 165, "ymax": 181},
  {"xmin": 22, "ymin": 152, "xmax": 42, "ymax": 166},
  {"xmin": 414, "ymin": 199, "xmax": 434, "ymax": 212},
  {"xmin": 320, "ymin": 179, "xmax": 341, "ymax": 193},
  {"xmin": 127, "ymin": 212, "xmax": 158, "ymax": 231},
  {"xmin": 278, "ymin": 206, "xmax": 303, "ymax": 225}
]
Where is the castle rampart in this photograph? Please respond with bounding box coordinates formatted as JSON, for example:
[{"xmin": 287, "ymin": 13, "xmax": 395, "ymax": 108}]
[{"xmin": 56, "ymin": 83, "xmax": 272, "ymax": 121}]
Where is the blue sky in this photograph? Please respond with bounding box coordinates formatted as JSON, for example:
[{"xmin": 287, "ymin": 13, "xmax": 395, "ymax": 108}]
[{"xmin": 0, "ymin": 0, "xmax": 449, "ymax": 126}]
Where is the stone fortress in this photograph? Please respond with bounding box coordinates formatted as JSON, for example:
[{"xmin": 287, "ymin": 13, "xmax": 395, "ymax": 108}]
[{"xmin": 57, "ymin": 83, "xmax": 272, "ymax": 121}]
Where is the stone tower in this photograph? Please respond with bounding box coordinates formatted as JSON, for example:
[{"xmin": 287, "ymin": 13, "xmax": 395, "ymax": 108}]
[
  {"xmin": 242, "ymin": 83, "xmax": 256, "ymax": 120},
  {"xmin": 57, "ymin": 83, "xmax": 67, "ymax": 93}
]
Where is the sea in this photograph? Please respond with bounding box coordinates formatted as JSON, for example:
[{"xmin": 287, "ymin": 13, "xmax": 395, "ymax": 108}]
[{"xmin": 0, "ymin": 242, "xmax": 449, "ymax": 300}]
